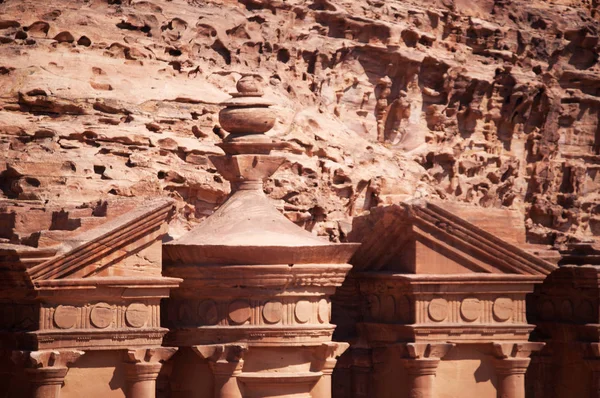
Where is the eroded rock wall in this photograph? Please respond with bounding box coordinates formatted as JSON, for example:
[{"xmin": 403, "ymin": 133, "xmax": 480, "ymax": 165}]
[{"xmin": 1, "ymin": 0, "xmax": 599, "ymax": 249}]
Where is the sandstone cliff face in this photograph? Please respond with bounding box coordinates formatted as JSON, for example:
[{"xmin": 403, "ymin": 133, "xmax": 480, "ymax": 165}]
[{"xmin": 1, "ymin": 0, "xmax": 599, "ymax": 250}]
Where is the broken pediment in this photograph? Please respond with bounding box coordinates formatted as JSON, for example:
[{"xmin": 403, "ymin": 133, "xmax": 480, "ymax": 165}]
[
  {"xmin": 27, "ymin": 198, "xmax": 174, "ymax": 281},
  {"xmin": 348, "ymin": 201, "xmax": 556, "ymax": 276},
  {"xmin": 0, "ymin": 198, "xmax": 181, "ymax": 351}
]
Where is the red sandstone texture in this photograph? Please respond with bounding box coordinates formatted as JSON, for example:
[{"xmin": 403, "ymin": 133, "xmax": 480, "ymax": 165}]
[{"xmin": 2, "ymin": 0, "xmax": 600, "ymax": 251}]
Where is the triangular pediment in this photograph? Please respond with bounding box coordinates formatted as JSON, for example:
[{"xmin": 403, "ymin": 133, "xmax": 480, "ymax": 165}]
[
  {"xmin": 349, "ymin": 201, "xmax": 556, "ymax": 276},
  {"xmin": 26, "ymin": 198, "xmax": 174, "ymax": 282}
]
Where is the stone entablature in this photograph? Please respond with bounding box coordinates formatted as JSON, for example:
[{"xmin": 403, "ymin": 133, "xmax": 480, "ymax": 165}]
[{"xmin": 358, "ymin": 273, "xmax": 542, "ymax": 343}]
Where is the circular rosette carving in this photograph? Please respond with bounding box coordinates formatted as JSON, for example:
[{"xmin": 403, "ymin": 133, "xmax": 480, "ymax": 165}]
[
  {"xmin": 317, "ymin": 299, "xmax": 330, "ymax": 324},
  {"xmin": 229, "ymin": 300, "xmax": 251, "ymax": 325},
  {"xmin": 366, "ymin": 295, "xmax": 380, "ymax": 319},
  {"xmin": 198, "ymin": 300, "xmax": 219, "ymax": 325},
  {"xmin": 428, "ymin": 299, "xmax": 448, "ymax": 322},
  {"xmin": 460, "ymin": 298, "xmax": 482, "ymax": 322},
  {"xmin": 178, "ymin": 302, "xmax": 195, "ymax": 324},
  {"xmin": 54, "ymin": 305, "xmax": 78, "ymax": 329},
  {"xmin": 577, "ymin": 300, "xmax": 595, "ymax": 322},
  {"xmin": 263, "ymin": 301, "xmax": 283, "ymax": 324},
  {"xmin": 125, "ymin": 303, "xmax": 149, "ymax": 328},
  {"xmin": 294, "ymin": 300, "xmax": 312, "ymax": 324},
  {"xmin": 90, "ymin": 303, "xmax": 113, "ymax": 329},
  {"xmin": 560, "ymin": 300, "xmax": 574, "ymax": 320},
  {"xmin": 493, "ymin": 298, "xmax": 513, "ymax": 322}
]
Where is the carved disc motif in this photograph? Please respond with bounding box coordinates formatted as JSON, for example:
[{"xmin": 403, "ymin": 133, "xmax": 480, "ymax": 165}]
[
  {"xmin": 460, "ymin": 298, "xmax": 482, "ymax": 322},
  {"xmin": 229, "ymin": 300, "xmax": 251, "ymax": 325},
  {"xmin": 198, "ymin": 300, "xmax": 219, "ymax": 325},
  {"xmin": 295, "ymin": 300, "xmax": 311, "ymax": 324},
  {"xmin": 263, "ymin": 301, "xmax": 283, "ymax": 324},
  {"xmin": 367, "ymin": 295, "xmax": 380, "ymax": 319},
  {"xmin": 178, "ymin": 302, "xmax": 194, "ymax": 324},
  {"xmin": 318, "ymin": 299, "xmax": 329, "ymax": 323},
  {"xmin": 577, "ymin": 300, "xmax": 595, "ymax": 322},
  {"xmin": 560, "ymin": 300, "xmax": 574, "ymax": 320},
  {"xmin": 493, "ymin": 298, "xmax": 513, "ymax": 322},
  {"xmin": 125, "ymin": 303, "xmax": 149, "ymax": 328},
  {"xmin": 54, "ymin": 305, "xmax": 78, "ymax": 329},
  {"xmin": 90, "ymin": 303, "xmax": 113, "ymax": 329},
  {"xmin": 428, "ymin": 299, "xmax": 448, "ymax": 322}
]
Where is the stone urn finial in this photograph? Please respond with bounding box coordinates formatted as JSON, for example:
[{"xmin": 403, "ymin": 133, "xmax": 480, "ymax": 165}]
[{"xmin": 211, "ymin": 76, "xmax": 286, "ymax": 191}]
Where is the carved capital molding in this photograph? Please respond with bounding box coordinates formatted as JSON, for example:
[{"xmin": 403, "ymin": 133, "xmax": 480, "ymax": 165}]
[
  {"xmin": 12, "ymin": 349, "xmax": 85, "ymax": 391},
  {"xmin": 312, "ymin": 342, "xmax": 349, "ymax": 373},
  {"xmin": 192, "ymin": 344, "xmax": 248, "ymax": 375},
  {"xmin": 20, "ymin": 349, "xmax": 85, "ymax": 370},
  {"xmin": 125, "ymin": 347, "xmax": 178, "ymax": 364},
  {"xmin": 124, "ymin": 347, "xmax": 178, "ymax": 382},
  {"xmin": 491, "ymin": 342, "xmax": 545, "ymax": 359},
  {"xmin": 403, "ymin": 342, "xmax": 454, "ymax": 360}
]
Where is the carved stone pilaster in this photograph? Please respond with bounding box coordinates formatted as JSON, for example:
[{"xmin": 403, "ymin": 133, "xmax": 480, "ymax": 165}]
[
  {"xmin": 584, "ymin": 343, "xmax": 600, "ymax": 398},
  {"xmin": 193, "ymin": 344, "xmax": 247, "ymax": 398},
  {"xmin": 399, "ymin": 343, "xmax": 454, "ymax": 398},
  {"xmin": 124, "ymin": 347, "xmax": 178, "ymax": 398},
  {"xmin": 350, "ymin": 347, "xmax": 372, "ymax": 398},
  {"xmin": 491, "ymin": 342, "xmax": 544, "ymax": 398},
  {"xmin": 16, "ymin": 350, "xmax": 84, "ymax": 398},
  {"xmin": 527, "ymin": 346, "xmax": 556, "ymax": 398},
  {"xmin": 311, "ymin": 342, "xmax": 349, "ymax": 398}
]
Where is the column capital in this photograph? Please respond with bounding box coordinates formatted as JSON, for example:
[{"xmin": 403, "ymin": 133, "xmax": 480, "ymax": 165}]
[
  {"xmin": 401, "ymin": 358, "xmax": 441, "ymax": 376},
  {"xmin": 312, "ymin": 342, "xmax": 349, "ymax": 373},
  {"xmin": 490, "ymin": 342, "xmax": 545, "ymax": 360},
  {"xmin": 19, "ymin": 349, "xmax": 85, "ymax": 370},
  {"xmin": 403, "ymin": 342, "xmax": 454, "ymax": 360},
  {"xmin": 192, "ymin": 344, "xmax": 247, "ymax": 374},
  {"xmin": 192, "ymin": 344, "xmax": 247, "ymax": 363},
  {"xmin": 125, "ymin": 347, "xmax": 178, "ymax": 365},
  {"xmin": 124, "ymin": 347, "xmax": 178, "ymax": 383},
  {"xmin": 493, "ymin": 358, "xmax": 532, "ymax": 375},
  {"xmin": 16, "ymin": 350, "xmax": 84, "ymax": 398}
]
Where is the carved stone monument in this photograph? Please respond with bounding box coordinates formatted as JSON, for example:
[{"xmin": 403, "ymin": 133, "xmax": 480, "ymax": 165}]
[{"xmin": 163, "ymin": 76, "xmax": 359, "ymax": 398}]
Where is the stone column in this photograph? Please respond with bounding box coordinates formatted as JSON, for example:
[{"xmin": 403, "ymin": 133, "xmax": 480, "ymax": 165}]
[
  {"xmin": 585, "ymin": 343, "xmax": 600, "ymax": 398},
  {"xmin": 124, "ymin": 347, "xmax": 178, "ymax": 398},
  {"xmin": 491, "ymin": 342, "xmax": 544, "ymax": 398},
  {"xmin": 193, "ymin": 344, "xmax": 247, "ymax": 398},
  {"xmin": 400, "ymin": 343, "xmax": 453, "ymax": 398},
  {"xmin": 311, "ymin": 342, "xmax": 349, "ymax": 398},
  {"xmin": 493, "ymin": 358, "xmax": 531, "ymax": 398},
  {"xmin": 350, "ymin": 347, "xmax": 372, "ymax": 398},
  {"xmin": 20, "ymin": 350, "xmax": 84, "ymax": 398}
]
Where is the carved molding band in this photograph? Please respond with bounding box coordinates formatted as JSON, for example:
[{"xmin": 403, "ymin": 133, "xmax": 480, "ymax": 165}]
[
  {"xmin": 42, "ymin": 302, "xmax": 159, "ymax": 331},
  {"xmin": 171, "ymin": 297, "xmax": 332, "ymax": 328}
]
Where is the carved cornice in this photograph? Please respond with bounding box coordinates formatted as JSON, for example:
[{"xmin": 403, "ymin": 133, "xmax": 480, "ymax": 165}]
[
  {"xmin": 349, "ymin": 201, "xmax": 555, "ymax": 275},
  {"xmin": 27, "ymin": 198, "xmax": 174, "ymax": 281},
  {"xmin": 411, "ymin": 203, "xmax": 555, "ymax": 275},
  {"xmin": 166, "ymin": 263, "xmax": 352, "ymax": 290},
  {"xmin": 166, "ymin": 326, "xmax": 335, "ymax": 347}
]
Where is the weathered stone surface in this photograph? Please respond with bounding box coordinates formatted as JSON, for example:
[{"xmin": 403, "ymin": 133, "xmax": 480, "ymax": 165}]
[{"xmin": 1, "ymin": 0, "xmax": 598, "ymax": 250}]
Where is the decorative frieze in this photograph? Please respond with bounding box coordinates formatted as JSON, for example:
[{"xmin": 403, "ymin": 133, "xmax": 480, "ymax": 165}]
[
  {"xmin": 357, "ymin": 273, "xmax": 540, "ymax": 342},
  {"xmin": 169, "ymin": 297, "xmax": 332, "ymax": 328},
  {"xmin": 41, "ymin": 302, "xmax": 160, "ymax": 331}
]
